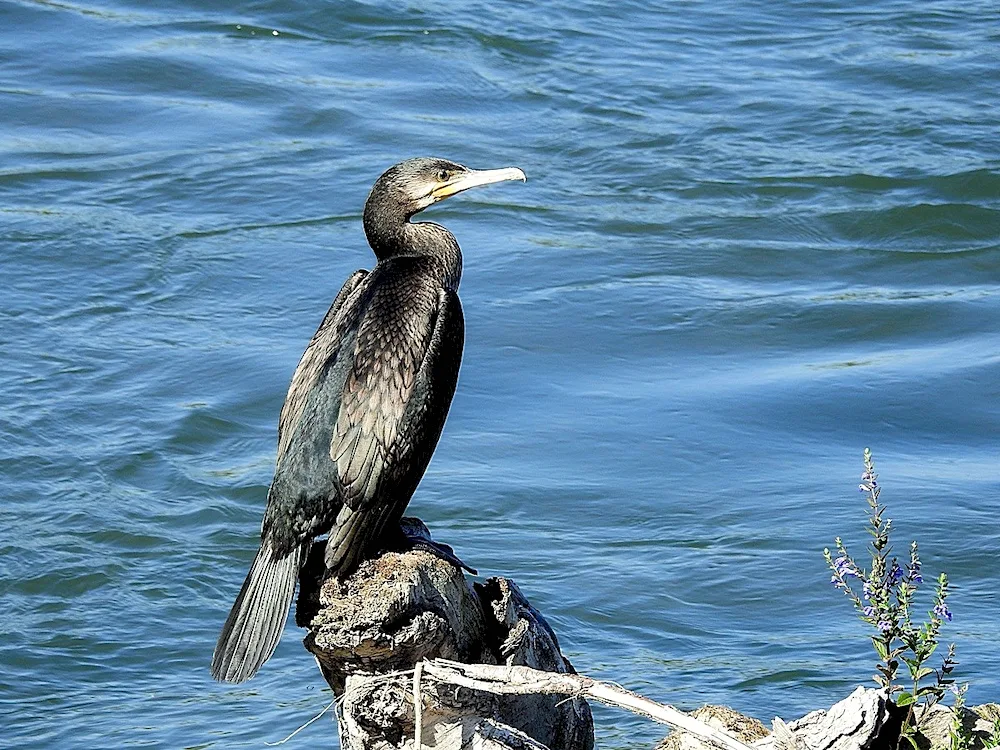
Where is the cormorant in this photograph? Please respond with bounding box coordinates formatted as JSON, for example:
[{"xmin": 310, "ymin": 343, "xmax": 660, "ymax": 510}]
[{"xmin": 211, "ymin": 157, "xmax": 526, "ymax": 683}]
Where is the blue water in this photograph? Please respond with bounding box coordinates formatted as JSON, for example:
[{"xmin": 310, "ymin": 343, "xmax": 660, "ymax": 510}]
[{"xmin": 3, "ymin": 1, "xmax": 999, "ymax": 747}]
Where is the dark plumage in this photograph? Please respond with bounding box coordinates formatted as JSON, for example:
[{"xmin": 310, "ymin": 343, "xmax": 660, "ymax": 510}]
[{"xmin": 211, "ymin": 157, "xmax": 526, "ymax": 683}]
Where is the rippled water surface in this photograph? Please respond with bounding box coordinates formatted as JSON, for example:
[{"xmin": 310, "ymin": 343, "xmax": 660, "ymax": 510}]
[{"xmin": 3, "ymin": 1, "xmax": 999, "ymax": 747}]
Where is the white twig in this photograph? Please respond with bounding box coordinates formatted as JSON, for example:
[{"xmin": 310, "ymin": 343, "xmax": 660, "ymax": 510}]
[
  {"xmin": 420, "ymin": 660, "xmax": 755, "ymax": 750},
  {"xmin": 334, "ymin": 699, "xmax": 345, "ymax": 750},
  {"xmin": 413, "ymin": 659, "xmax": 424, "ymax": 750},
  {"xmin": 265, "ymin": 696, "xmax": 338, "ymax": 746}
]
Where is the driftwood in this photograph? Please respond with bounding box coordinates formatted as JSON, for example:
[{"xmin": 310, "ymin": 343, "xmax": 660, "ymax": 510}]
[
  {"xmin": 296, "ymin": 518, "xmax": 594, "ymax": 750},
  {"xmin": 293, "ymin": 518, "xmax": 998, "ymax": 750}
]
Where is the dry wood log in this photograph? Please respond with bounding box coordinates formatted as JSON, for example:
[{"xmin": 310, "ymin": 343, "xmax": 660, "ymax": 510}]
[{"xmin": 296, "ymin": 518, "xmax": 594, "ymax": 750}]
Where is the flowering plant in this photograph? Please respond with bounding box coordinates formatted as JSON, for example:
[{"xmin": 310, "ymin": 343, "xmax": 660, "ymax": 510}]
[{"xmin": 824, "ymin": 448, "xmax": 958, "ymax": 749}]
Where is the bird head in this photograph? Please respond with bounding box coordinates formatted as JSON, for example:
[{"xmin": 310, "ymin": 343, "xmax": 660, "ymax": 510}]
[
  {"xmin": 363, "ymin": 157, "xmax": 525, "ymax": 257},
  {"xmin": 366, "ymin": 157, "xmax": 525, "ymax": 218}
]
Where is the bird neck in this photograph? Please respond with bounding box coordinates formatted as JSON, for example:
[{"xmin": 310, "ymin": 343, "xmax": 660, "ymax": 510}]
[{"xmin": 365, "ymin": 218, "xmax": 463, "ymax": 290}]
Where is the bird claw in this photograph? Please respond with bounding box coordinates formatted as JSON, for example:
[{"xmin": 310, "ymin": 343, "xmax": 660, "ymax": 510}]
[{"xmin": 394, "ymin": 517, "xmax": 478, "ymax": 575}]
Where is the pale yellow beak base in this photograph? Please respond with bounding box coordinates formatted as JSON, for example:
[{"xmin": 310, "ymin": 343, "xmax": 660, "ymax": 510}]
[{"xmin": 432, "ymin": 167, "xmax": 527, "ymax": 200}]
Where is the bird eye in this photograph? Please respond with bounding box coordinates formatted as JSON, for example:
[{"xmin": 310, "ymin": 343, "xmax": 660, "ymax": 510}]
[{"xmin": 437, "ymin": 169, "xmax": 449, "ymax": 181}]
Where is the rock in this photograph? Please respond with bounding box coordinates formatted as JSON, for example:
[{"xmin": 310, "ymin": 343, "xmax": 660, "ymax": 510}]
[
  {"xmin": 754, "ymin": 686, "xmax": 888, "ymax": 750},
  {"xmin": 655, "ymin": 688, "xmax": 1000, "ymax": 750},
  {"xmin": 910, "ymin": 702, "xmax": 1000, "ymax": 750},
  {"xmin": 658, "ymin": 687, "xmax": 890, "ymax": 750}
]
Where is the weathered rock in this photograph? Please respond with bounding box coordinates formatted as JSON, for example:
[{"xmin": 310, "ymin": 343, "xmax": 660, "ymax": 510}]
[
  {"xmin": 297, "ymin": 519, "xmax": 594, "ymax": 750},
  {"xmin": 911, "ymin": 702, "xmax": 1000, "ymax": 750},
  {"xmin": 755, "ymin": 686, "xmax": 888, "ymax": 750},
  {"xmin": 656, "ymin": 688, "xmax": 1000, "ymax": 750},
  {"xmin": 658, "ymin": 687, "xmax": 890, "ymax": 750}
]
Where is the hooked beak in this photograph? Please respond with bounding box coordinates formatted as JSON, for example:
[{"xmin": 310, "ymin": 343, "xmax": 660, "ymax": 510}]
[{"xmin": 431, "ymin": 166, "xmax": 527, "ymax": 200}]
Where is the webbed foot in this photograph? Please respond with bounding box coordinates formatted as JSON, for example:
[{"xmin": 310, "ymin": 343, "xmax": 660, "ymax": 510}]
[{"xmin": 390, "ymin": 517, "xmax": 478, "ymax": 575}]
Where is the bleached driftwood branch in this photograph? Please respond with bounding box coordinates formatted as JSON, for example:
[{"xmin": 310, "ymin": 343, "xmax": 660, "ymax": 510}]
[{"xmin": 416, "ymin": 660, "xmax": 755, "ymax": 750}]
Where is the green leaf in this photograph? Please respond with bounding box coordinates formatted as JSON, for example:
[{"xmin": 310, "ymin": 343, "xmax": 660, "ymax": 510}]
[
  {"xmin": 915, "ymin": 667, "xmax": 935, "ymax": 680},
  {"xmin": 896, "ymin": 692, "xmax": 917, "ymax": 707},
  {"xmin": 873, "ymin": 639, "xmax": 889, "ymax": 660}
]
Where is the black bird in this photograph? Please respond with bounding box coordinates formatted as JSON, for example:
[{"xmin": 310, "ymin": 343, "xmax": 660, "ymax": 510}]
[{"xmin": 211, "ymin": 157, "xmax": 526, "ymax": 683}]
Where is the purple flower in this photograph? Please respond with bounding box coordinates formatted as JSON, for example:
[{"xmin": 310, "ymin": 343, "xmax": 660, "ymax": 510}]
[
  {"xmin": 862, "ymin": 606, "xmax": 875, "ymax": 618},
  {"xmin": 877, "ymin": 620, "xmax": 892, "ymax": 633},
  {"xmin": 933, "ymin": 603, "xmax": 953, "ymax": 622},
  {"xmin": 834, "ymin": 556, "xmax": 860, "ymax": 579},
  {"xmin": 888, "ymin": 562, "xmax": 903, "ymax": 585},
  {"xmin": 860, "ymin": 468, "xmax": 878, "ymax": 491}
]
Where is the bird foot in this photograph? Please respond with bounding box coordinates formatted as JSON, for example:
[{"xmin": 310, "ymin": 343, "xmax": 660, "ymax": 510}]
[{"xmin": 390, "ymin": 517, "xmax": 478, "ymax": 575}]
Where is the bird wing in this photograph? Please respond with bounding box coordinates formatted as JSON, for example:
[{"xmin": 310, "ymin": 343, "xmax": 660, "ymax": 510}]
[
  {"xmin": 330, "ymin": 274, "xmax": 447, "ymax": 510},
  {"xmin": 275, "ymin": 269, "xmax": 368, "ymax": 463},
  {"xmin": 263, "ymin": 264, "xmax": 462, "ymax": 557},
  {"xmin": 322, "ymin": 286, "xmax": 463, "ymax": 574}
]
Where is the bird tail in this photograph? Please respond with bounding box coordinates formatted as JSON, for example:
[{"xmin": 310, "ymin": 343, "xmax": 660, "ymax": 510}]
[{"xmin": 211, "ymin": 540, "xmax": 307, "ymax": 683}]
